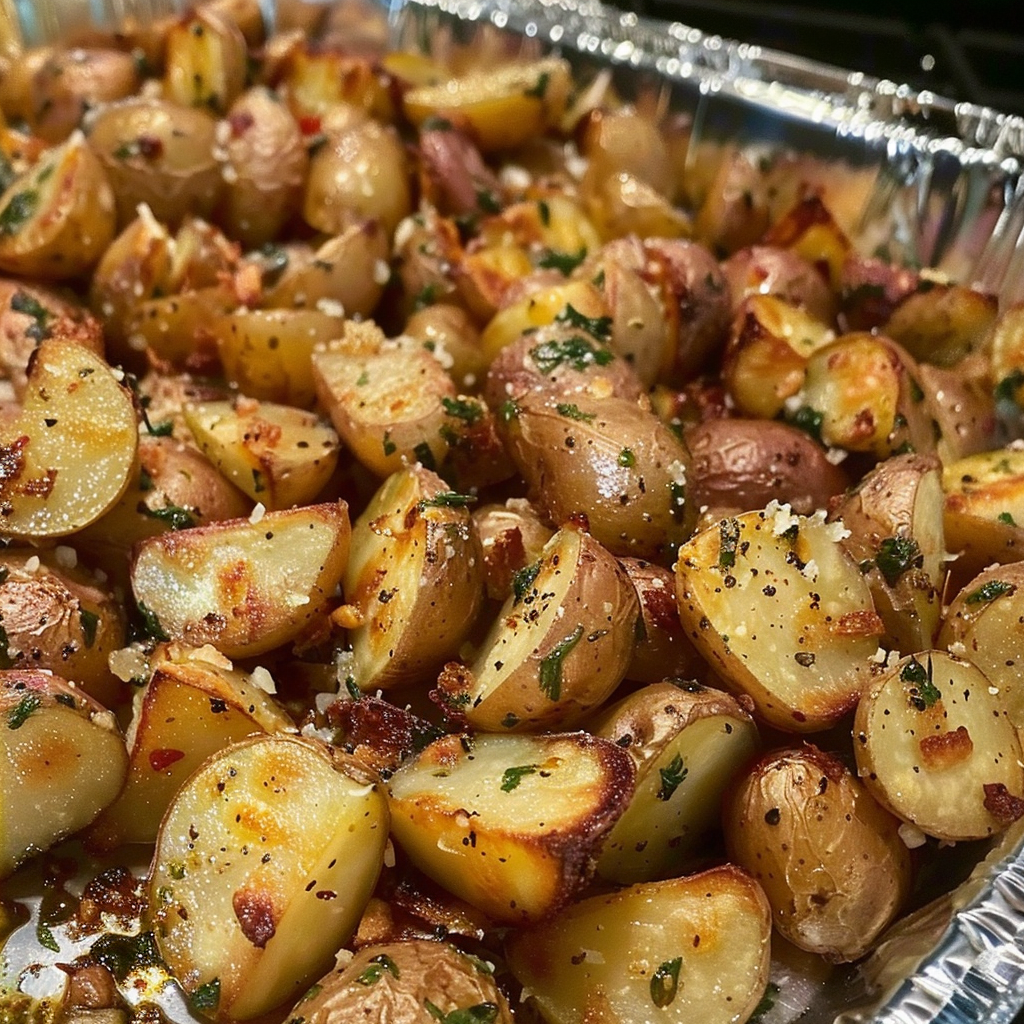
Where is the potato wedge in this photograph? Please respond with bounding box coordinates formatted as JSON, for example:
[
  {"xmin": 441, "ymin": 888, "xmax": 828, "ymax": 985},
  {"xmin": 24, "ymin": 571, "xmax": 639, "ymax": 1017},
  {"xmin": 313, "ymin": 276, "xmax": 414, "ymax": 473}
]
[
  {"xmin": 435, "ymin": 525, "xmax": 637, "ymax": 732},
  {"xmin": 148, "ymin": 734, "xmax": 388, "ymax": 1020},
  {"xmin": 675, "ymin": 505, "xmax": 883, "ymax": 731},
  {"xmin": 829, "ymin": 453, "xmax": 946, "ymax": 653},
  {"xmin": 505, "ymin": 866, "xmax": 772, "ymax": 1024},
  {"xmin": 0, "ymin": 340, "xmax": 137, "ymax": 537},
  {"xmin": 130, "ymin": 501, "xmax": 350, "ymax": 658},
  {"xmin": 213, "ymin": 307, "xmax": 348, "ymax": 409},
  {"xmin": 724, "ymin": 745, "xmax": 911, "ymax": 961},
  {"xmin": 0, "ymin": 132, "xmax": 116, "ymax": 279},
  {"xmin": 939, "ymin": 563, "xmax": 1024, "ymax": 729},
  {"xmin": 386, "ymin": 731, "xmax": 634, "ymax": 924},
  {"xmin": 403, "ymin": 58, "xmax": 571, "ymax": 153},
  {"xmin": 591, "ymin": 681, "xmax": 759, "ymax": 883},
  {"xmin": 87, "ymin": 643, "xmax": 295, "ymax": 851},
  {"xmin": 341, "ymin": 466, "xmax": 483, "ymax": 692},
  {"xmin": 164, "ymin": 6, "xmax": 248, "ymax": 114},
  {"xmin": 0, "ymin": 549, "xmax": 126, "ymax": 707},
  {"xmin": 0, "ymin": 670, "xmax": 127, "ymax": 878},
  {"xmin": 291, "ymin": 939, "xmax": 514, "ymax": 1024},
  {"xmin": 854, "ymin": 651, "xmax": 1024, "ymax": 841},
  {"xmin": 183, "ymin": 398, "xmax": 340, "ymax": 510}
]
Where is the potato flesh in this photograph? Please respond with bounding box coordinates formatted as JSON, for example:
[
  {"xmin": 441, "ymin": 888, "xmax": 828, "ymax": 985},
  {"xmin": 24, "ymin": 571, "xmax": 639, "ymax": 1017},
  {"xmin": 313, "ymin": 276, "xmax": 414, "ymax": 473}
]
[
  {"xmin": 0, "ymin": 340, "xmax": 137, "ymax": 536},
  {"xmin": 854, "ymin": 652, "xmax": 1024, "ymax": 840},
  {"xmin": 149, "ymin": 735, "xmax": 388, "ymax": 1020},
  {"xmin": 505, "ymin": 866, "xmax": 772, "ymax": 1024},
  {"xmin": 387, "ymin": 732, "xmax": 634, "ymax": 923},
  {"xmin": 675, "ymin": 506, "xmax": 880, "ymax": 731},
  {"xmin": 130, "ymin": 501, "xmax": 349, "ymax": 657}
]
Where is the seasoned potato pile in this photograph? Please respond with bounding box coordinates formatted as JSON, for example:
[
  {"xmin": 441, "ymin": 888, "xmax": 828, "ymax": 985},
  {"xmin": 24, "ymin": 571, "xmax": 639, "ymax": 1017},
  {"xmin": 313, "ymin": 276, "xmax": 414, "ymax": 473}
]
[{"xmin": 1, "ymin": 4, "xmax": 1024, "ymax": 1024}]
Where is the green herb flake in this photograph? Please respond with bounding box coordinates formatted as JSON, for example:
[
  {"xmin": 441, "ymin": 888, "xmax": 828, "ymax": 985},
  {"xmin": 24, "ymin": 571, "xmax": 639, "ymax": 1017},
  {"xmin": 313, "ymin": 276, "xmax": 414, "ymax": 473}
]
[
  {"xmin": 787, "ymin": 404, "xmax": 824, "ymax": 442},
  {"xmin": 995, "ymin": 369, "xmax": 1024, "ymax": 404},
  {"xmin": 356, "ymin": 369, "xmax": 370, "ymax": 387},
  {"xmin": 10, "ymin": 290, "xmax": 51, "ymax": 341},
  {"xmin": 657, "ymin": 753, "xmax": 688, "ymax": 801},
  {"xmin": 414, "ymin": 283, "xmax": 440, "ymax": 310},
  {"xmin": 618, "ymin": 448, "xmax": 635, "ymax": 468},
  {"xmin": 475, "ymin": 188, "xmax": 501, "ymax": 215},
  {"xmin": 442, "ymin": 396, "xmax": 484, "ymax": 423},
  {"xmin": 530, "ymin": 335, "xmax": 613, "ymax": 375},
  {"xmin": 999, "ymin": 511, "xmax": 1017, "ymax": 526},
  {"xmin": 382, "ymin": 431, "xmax": 397, "ymax": 456},
  {"xmin": 650, "ymin": 957, "xmax": 682, "ymax": 1008},
  {"xmin": 902, "ymin": 656, "xmax": 941, "ymax": 711},
  {"xmin": 301, "ymin": 984, "xmax": 323, "ymax": 1002},
  {"xmin": 251, "ymin": 469, "xmax": 266, "ymax": 494},
  {"xmin": 189, "ymin": 978, "xmax": 221, "ymax": 1013},
  {"xmin": 146, "ymin": 418, "xmax": 174, "ymax": 437},
  {"xmin": 418, "ymin": 491, "xmax": 477, "ymax": 510},
  {"xmin": 90, "ymin": 931, "xmax": 163, "ymax": 982},
  {"xmin": 536, "ymin": 247, "xmax": 587, "ymax": 275},
  {"xmin": 512, "ymin": 560, "xmax": 542, "ymax": 603},
  {"xmin": 36, "ymin": 922, "xmax": 60, "ymax": 953},
  {"xmin": 425, "ymin": 1001, "xmax": 499, "ymax": 1024},
  {"xmin": 874, "ymin": 535, "xmax": 922, "ymax": 586},
  {"xmin": 965, "ymin": 579, "xmax": 1015, "ymax": 605},
  {"xmin": 498, "ymin": 398, "xmax": 520, "ymax": 423},
  {"xmin": 0, "ymin": 189, "xmax": 38, "ymax": 236},
  {"xmin": 413, "ymin": 441, "xmax": 436, "ymax": 470},
  {"xmin": 7, "ymin": 693, "xmax": 40, "ymax": 730},
  {"xmin": 356, "ymin": 954, "xmax": 400, "ymax": 986},
  {"xmin": 555, "ymin": 402, "xmax": 595, "ymax": 422},
  {"xmin": 909, "ymin": 377, "xmax": 925, "ymax": 403},
  {"xmin": 538, "ymin": 624, "xmax": 584, "ymax": 702},
  {"xmin": 556, "ymin": 303, "xmax": 612, "ymax": 340},
  {"xmin": 538, "ymin": 200, "xmax": 550, "ymax": 226},
  {"xmin": 749, "ymin": 982, "xmax": 781, "ymax": 1023},
  {"xmin": 139, "ymin": 502, "xmax": 197, "ymax": 531},
  {"xmin": 79, "ymin": 608, "xmax": 99, "ymax": 648},
  {"xmin": 718, "ymin": 518, "xmax": 741, "ymax": 569},
  {"xmin": 524, "ymin": 71, "xmax": 550, "ymax": 98},
  {"xmin": 501, "ymin": 764, "xmax": 539, "ymax": 792},
  {"xmin": 137, "ymin": 601, "xmax": 170, "ymax": 642}
]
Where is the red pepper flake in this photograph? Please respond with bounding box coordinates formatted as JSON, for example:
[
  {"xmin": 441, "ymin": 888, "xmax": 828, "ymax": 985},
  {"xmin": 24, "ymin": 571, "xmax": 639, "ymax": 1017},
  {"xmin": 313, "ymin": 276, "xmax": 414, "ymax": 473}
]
[
  {"xmin": 298, "ymin": 115, "xmax": 322, "ymax": 135},
  {"xmin": 149, "ymin": 748, "xmax": 185, "ymax": 772}
]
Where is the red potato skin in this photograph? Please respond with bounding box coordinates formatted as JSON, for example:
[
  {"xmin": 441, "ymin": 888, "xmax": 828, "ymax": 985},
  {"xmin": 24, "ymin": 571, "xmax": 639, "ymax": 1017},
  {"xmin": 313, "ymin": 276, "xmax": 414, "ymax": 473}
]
[{"xmin": 721, "ymin": 245, "xmax": 836, "ymax": 324}]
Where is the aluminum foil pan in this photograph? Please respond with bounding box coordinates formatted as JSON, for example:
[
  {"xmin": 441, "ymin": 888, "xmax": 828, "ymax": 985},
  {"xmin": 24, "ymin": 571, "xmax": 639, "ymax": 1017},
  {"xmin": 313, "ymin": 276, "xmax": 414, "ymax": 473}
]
[{"xmin": 1, "ymin": 3, "xmax": 1024, "ymax": 1024}]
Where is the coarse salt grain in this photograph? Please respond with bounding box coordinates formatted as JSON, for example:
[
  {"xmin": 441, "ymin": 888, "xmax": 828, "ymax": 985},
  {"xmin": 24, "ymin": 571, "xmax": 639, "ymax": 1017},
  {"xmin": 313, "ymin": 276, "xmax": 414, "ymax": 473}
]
[
  {"xmin": 249, "ymin": 666, "xmax": 277, "ymax": 694},
  {"xmin": 248, "ymin": 502, "xmax": 266, "ymax": 524},
  {"xmin": 898, "ymin": 822, "xmax": 927, "ymax": 849}
]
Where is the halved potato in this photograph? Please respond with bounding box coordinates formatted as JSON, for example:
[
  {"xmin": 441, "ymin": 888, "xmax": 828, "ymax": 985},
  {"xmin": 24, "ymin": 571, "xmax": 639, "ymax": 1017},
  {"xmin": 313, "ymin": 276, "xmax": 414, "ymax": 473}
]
[
  {"xmin": 148, "ymin": 734, "xmax": 389, "ymax": 1020},
  {"xmin": 762, "ymin": 195, "xmax": 851, "ymax": 287},
  {"xmin": 0, "ymin": 340, "xmax": 137, "ymax": 537},
  {"xmin": 591, "ymin": 681, "xmax": 759, "ymax": 883},
  {"xmin": 403, "ymin": 58, "xmax": 571, "ymax": 153},
  {"xmin": 939, "ymin": 562, "xmax": 1024, "ymax": 729},
  {"xmin": 340, "ymin": 466, "xmax": 483, "ymax": 692},
  {"xmin": 854, "ymin": 651, "xmax": 1024, "ymax": 841},
  {"xmin": 87, "ymin": 643, "xmax": 295, "ymax": 851},
  {"xmin": 386, "ymin": 731, "xmax": 634, "ymax": 924},
  {"xmin": 163, "ymin": 5, "xmax": 248, "ymax": 114},
  {"xmin": 435, "ymin": 525, "xmax": 637, "ymax": 732},
  {"xmin": 505, "ymin": 866, "xmax": 772, "ymax": 1024},
  {"xmin": 130, "ymin": 501, "xmax": 350, "ymax": 658},
  {"xmin": 723, "ymin": 745, "xmax": 911, "ymax": 961},
  {"xmin": 675, "ymin": 505, "xmax": 883, "ymax": 732},
  {"xmin": 472, "ymin": 498, "xmax": 555, "ymax": 601},
  {"xmin": 0, "ymin": 132, "xmax": 116, "ymax": 279},
  {"xmin": 829, "ymin": 452, "xmax": 946, "ymax": 653},
  {"xmin": 183, "ymin": 398, "xmax": 340, "ymax": 510},
  {"xmin": 0, "ymin": 670, "xmax": 127, "ymax": 878}
]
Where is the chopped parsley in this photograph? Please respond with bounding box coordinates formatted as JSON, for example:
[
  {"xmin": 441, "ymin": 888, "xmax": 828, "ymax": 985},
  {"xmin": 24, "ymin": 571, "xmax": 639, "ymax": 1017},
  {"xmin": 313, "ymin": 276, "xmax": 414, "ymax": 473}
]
[
  {"xmin": 523, "ymin": 71, "xmax": 550, "ymax": 98},
  {"xmin": 413, "ymin": 441, "xmax": 436, "ymax": 470},
  {"xmin": 356, "ymin": 954, "xmax": 400, "ymax": 985},
  {"xmin": 538, "ymin": 624, "xmax": 584, "ymax": 702},
  {"xmin": 787, "ymin": 404, "xmax": 824, "ymax": 441},
  {"xmin": 995, "ymin": 369, "xmax": 1024, "ymax": 405},
  {"xmin": 555, "ymin": 402, "xmax": 595, "ymax": 422},
  {"xmin": 999, "ymin": 512, "xmax": 1017, "ymax": 526},
  {"xmin": 530, "ymin": 335, "xmax": 613, "ymax": 375},
  {"xmin": 79, "ymin": 608, "xmax": 99, "ymax": 647},
  {"xmin": 555, "ymin": 303, "xmax": 612, "ymax": 340},
  {"xmin": 498, "ymin": 399, "xmax": 520, "ymax": 423},
  {"xmin": 718, "ymin": 518, "xmax": 741, "ymax": 569},
  {"xmin": 90, "ymin": 931, "xmax": 163, "ymax": 982},
  {"xmin": 965, "ymin": 579, "xmax": 1015, "ymax": 605},
  {"xmin": 145, "ymin": 418, "xmax": 174, "ymax": 437},
  {"xmin": 7, "ymin": 693, "xmax": 40, "ymax": 730},
  {"xmin": 536, "ymin": 247, "xmax": 587, "ymax": 275},
  {"xmin": 538, "ymin": 200, "xmax": 550, "ymax": 225},
  {"xmin": 512, "ymin": 560, "xmax": 542, "ymax": 603},
  {"xmin": 414, "ymin": 283, "xmax": 441, "ymax": 310},
  {"xmin": 382, "ymin": 431, "xmax": 396, "ymax": 456},
  {"xmin": 418, "ymin": 491, "xmax": 477, "ymax": 510},
  {"xmin": 10, "ymin": 291, "xmax": 51, "ymax": 341},
  {"xmin": 650, "ymin": 957, "xmax": 682, "ymax": 1008},
  {"xmin": 874, "ymin": 535, "xmax": 922, "ymax": 586},
  {"xmin": 189, "ymin": 978, "xmax": 221, "ymax": 1013},
  {"xmin": 137, "ymin": 601, "xmax": 170, "ymax": 642},
  {"xmin": 424, "ymin": 1001, "xmax": 499, "ymax": 1024},
  {"xmin": 0, "ymin": 189, "xmax": 38, "ymax": 236},
  {"xmin": 500, "ymin": 764, "xmax": 539, "ymax": 792},
  {"xmin": 442, "ymin": 397, "xmax": 484, "ymax": 423},
  {"xmin": 749, "ymin": 982, "xmax": 781, "ymax": 1023},
  {"xmin": 36, "ymin": 922, "xmax": 60, "ymax": 953},
  {"xmin": 657, "ymin": 754, "xmax": 688, "ymax": 801},
  {"xmin": 139, "ymin": 502, "xmax": 197, "ymax": 530},
  {"xmin": 902, "ymin": 656, "xmax": 941, "ymax": 711},
  {"xmin": 475, "ymin": 188, "xmax": 501, "ymax": 214}
]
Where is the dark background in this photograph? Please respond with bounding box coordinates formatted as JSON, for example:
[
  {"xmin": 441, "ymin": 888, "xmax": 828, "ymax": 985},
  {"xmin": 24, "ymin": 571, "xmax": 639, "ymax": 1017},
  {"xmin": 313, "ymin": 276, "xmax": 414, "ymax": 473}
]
[{"xmin": 619, "ymin": 0, "xmax": 1024, "ymax": 114}]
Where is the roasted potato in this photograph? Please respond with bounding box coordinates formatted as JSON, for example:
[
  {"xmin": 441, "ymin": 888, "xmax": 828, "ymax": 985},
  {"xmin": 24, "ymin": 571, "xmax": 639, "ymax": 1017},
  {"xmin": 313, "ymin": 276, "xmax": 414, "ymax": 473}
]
[
  {"xmin": 472, "ymin": 498, "xmax": 555, "ymax": 601},
  {"xmin": 724, "ymin": 745, "xmax": 911, "ymax": 962},
  {"xmin": 721, "ymin": 245, "xmax": 836, "ymax": 323},
  {"xmin": 163, "ymin": 6, "xmax": 248, "ymax": 114},
  {"xmin": 854, "ymin": 651, "xmax": 1024, "ymax": 841}
]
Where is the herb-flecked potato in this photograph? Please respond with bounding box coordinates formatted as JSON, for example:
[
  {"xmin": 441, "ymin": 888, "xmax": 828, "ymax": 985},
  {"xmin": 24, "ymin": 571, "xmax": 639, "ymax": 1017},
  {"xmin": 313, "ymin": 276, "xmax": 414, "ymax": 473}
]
[
  {"xmin": 435, "ymin": 524, "xmax": 637, "ymax": 731},
  {"xmin": 591, "ymin": 681, "xmax": 759, "ymax": 882},
  {"xmin": 854, "ymin": 651, "xmax": 1024, "ymax": 841},
  {"xmin": 723, "ymin": 745, "xmax": 911, "ymax": 962},
  {"xmin": 675, "ymin": 504, "xmax": 883, "ymax": 732},
  {"xmin": 149, "ymin": 734, "xmax": 389, "ymax": 1020},
  {"xmin": 0, "ymin": 670, "xmax": 128, "ymax": 878},
  {"xmin": 340, "ymin": 465, "xmax": 483, "ymax": 692},
  {"xmin": 387, "ymin": 731, "xmax": 634, "ymax": 924},
  {"xmin": 287, "ymin": 940, "xmax": 514, "ymax": 1024},
  {"xmin": 505, "ymin": 866, "xmax": 772, "ymax": 1024}
]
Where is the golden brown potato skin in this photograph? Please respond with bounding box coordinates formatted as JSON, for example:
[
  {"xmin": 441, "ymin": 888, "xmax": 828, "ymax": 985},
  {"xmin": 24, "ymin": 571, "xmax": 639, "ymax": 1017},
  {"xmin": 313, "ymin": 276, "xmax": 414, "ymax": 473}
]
[
  {"xmin": 293, "ymin": 940, "xmax": 514, "ymax": 1023},
  {"xmin": 685, "ymin": 417, "xmax": 850, "ymax": 516},
  {"xmin": 723, "ymin": 744, "xmax": 912, "ymax": 962}
]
